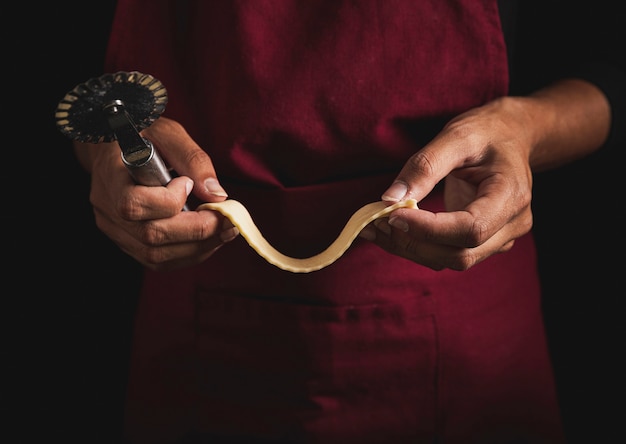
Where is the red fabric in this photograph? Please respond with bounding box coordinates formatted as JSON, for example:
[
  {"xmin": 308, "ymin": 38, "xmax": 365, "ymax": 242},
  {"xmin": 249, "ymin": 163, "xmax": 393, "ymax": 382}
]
[{"xmin": 106, "ymin": 1, "xmax": 564, "ymax": 443}]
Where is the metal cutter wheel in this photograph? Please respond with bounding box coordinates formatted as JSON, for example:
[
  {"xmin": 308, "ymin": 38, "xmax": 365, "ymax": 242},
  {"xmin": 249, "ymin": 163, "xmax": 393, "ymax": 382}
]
[{"xmin": 55, "ymin": 71, "xmax": 182, "ymax": 194}]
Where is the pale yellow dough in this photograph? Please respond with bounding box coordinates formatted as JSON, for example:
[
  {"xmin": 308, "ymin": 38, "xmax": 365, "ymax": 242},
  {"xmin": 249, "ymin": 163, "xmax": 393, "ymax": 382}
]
[{"xmin": 197, "ymin": 198, "xmax": 418, "ymax": 273}]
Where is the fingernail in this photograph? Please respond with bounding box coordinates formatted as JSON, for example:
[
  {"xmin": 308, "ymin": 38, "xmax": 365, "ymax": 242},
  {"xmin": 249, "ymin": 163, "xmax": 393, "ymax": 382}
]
[
  {"xmin": 388, "ymin": 216, "xmax": 409, "ymax": 232},
  {"xmin": 382, "ymin": 181, "xmax": 408, "ymax": 202},
  {"xmin": 185, "ymin": 179, "xmax": 194, "ymax": 197},
  {"xmin": 220, "ymin": 226, "xmax": 239, "ymax": 242},
  {"xmin": 374, "ymin": 218, "xmax": 392, "ymax": 235},
  {"xmin": 204, "ymin": 178, "xmax": 228, "ymax": 197},
  {"xmin": 359, "ymin": 225, "xmax": 376, "ymax": 241}
]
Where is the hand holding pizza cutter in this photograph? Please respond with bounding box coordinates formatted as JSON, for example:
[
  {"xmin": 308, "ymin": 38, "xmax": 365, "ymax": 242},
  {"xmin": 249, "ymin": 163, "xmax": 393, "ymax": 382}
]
[{"xmin": 55, "ymin": 71, "xmax": 188, "ymax": 210}]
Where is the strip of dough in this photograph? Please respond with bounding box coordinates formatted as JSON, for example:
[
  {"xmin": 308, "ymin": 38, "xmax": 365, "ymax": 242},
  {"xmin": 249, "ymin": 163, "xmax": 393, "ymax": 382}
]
[{"xmin": 197, "ymin": 198, "xmax": 418, "ymax": 273}]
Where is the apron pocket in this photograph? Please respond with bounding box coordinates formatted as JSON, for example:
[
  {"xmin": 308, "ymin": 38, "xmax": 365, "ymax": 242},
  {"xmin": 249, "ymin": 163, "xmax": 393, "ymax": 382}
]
[{"xmin": 192, "ymin": 290, "xmax": 438, "ymax": 443}]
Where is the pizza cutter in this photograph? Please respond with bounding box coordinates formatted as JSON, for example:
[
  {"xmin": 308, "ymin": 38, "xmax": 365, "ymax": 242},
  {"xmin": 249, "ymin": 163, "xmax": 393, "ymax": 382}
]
[{"xmin": 55, "ymin": 71, "xmax": 188, "ymax": 209}]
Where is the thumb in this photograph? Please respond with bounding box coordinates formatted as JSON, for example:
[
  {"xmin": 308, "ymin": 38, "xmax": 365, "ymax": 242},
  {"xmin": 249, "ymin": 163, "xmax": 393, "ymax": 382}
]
[
  {"xmin": 142, "ymin": 116, "xmax": 228, "ymax": 203},
  {"xmin": 382, "ymin": 134, "xmax": 462, "ymax": 204}
]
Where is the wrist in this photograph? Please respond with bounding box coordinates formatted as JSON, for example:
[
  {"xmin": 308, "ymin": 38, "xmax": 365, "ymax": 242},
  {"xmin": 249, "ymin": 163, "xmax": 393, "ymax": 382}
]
[{"xmin": 526, "ymin": 78, "xmax": 611, "ymax": 171}]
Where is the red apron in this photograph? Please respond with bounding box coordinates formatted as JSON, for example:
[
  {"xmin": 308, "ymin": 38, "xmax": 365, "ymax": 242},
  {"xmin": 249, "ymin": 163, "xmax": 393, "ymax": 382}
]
[{"xmin": 106, "ymin": 1, "xmax": 564, "ymax": 442}]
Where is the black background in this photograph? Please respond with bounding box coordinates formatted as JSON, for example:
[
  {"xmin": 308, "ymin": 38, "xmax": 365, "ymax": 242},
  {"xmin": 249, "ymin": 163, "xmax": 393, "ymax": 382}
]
[{"xmin": 4, "ymin": 2, "xmax": 623, "ymax": 443}]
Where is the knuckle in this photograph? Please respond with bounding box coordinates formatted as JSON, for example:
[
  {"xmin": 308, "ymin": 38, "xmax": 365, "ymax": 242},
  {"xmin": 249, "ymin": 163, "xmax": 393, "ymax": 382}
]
[
  {"xmin": 137, "ymin": 221, "xmax": 167, "ymax": 246},
  {"xmin": 446, "ymin": 249, "xmax": 479, "ymax": 271},
  {"xmin": 185, "ymin": 148, "xmax": 210, "ymax": 169},
  {"xmin": 148, "ymin": 116, "xmax": 181, "ymax": 136},
  {"xmin": 142, "ymin": 247, "xmax": 169, "ymax": 267},
  {"xmin": 406, "ymin": 151, "xmax": 437, "ymax": 177},
  {"xmin": 499, "ymin": 240, "xmax": 516, "ymax": 253},
  {"xmin": 195, "ymin": 217, "xmax": 217, "ymax": 241},
  {"xmin": 192, "ymin": 212, "xmax": 221, "ymax": 241},
  {"xmin": 521, "ymin": 213, "xmax": 533, "ymax": 232},
  {"xmin": 444, "ymin": 120, "xmax": 481, "ymax": 147},
  {"xmin": 465, "ymin": 218, "xmax": 490, "ymax": 247},
  {"xmin": 141, "ymin": 248, "xmax": 160, "ymax": 265},
  {"xmin": 463, "ymin": 230, "xmax": 483, "ymax": 249},
  {"xmin": 116, "ymin": 194, "xmax": 143, "ymax": 220}
]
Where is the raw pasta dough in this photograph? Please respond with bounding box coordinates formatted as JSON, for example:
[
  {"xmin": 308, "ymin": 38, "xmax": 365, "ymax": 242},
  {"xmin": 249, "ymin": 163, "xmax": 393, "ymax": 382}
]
[{"xmin": 197, "ymin": 199, "xmax": 418, "ymax": 273}]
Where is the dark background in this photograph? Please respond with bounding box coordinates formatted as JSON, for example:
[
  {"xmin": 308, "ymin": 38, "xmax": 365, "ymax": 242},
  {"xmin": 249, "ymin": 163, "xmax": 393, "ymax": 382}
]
[{"xmin": 4, "ymin": 2, "xmax": 623, "ymax": 443}]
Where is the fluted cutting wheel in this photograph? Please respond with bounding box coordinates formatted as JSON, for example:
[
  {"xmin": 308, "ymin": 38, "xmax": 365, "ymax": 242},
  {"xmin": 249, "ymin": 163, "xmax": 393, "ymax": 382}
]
[{"xmin": 55, "ymin": 71, "xmax": 168, "ymax": 143}]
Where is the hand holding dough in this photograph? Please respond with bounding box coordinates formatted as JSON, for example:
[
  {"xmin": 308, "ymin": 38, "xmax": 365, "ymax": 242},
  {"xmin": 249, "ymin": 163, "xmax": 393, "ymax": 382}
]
[{"xmin": 197, "ymin": 199, "xmax": 418, "ymax": 273}]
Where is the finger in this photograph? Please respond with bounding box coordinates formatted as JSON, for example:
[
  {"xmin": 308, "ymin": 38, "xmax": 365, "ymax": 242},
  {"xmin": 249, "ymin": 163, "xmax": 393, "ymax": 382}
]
[
  {"xmin": 369, "ymin": 216, "xmax": 520, "ymax": 271},
  {"xmin": 380, "ymin": 166, "xmax": 529, "ymax": 250},
  {"xmin": 95, "ymin": 207, "xmax": 238, "ymax": 269},
  {"xmin": 142, "ymin": 117, "xmax": 228, "ymax": 202},
  {"xmin": 381, "ymin": 129, "xmax": 472, "ymax": 203},
  {"xmin": 120, "ymin": 233, "xmax": 228, "ymax": 271},
  {"xmin": 117, "ymin": 176, "xmax": 195, "ymax": 220},
  {"xmin": 386, "ymin": 192, "xmax": 531, "ymax": 251}
]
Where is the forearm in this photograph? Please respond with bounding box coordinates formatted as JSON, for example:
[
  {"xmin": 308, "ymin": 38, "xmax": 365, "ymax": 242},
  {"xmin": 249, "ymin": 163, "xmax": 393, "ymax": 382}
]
[{"xmin": 519, "ymin": 78, "xmax": 611, "ymax": 172}]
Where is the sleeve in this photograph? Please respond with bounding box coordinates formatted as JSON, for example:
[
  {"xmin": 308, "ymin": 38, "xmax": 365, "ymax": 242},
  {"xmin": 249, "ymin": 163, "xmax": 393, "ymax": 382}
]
[{"xmin": 509, "ymin": 1, "xmax": 626, "ymax": 154}]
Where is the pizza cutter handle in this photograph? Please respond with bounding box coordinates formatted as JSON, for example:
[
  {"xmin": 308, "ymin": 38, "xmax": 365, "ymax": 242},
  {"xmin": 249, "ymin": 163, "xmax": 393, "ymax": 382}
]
[
  {"xmin": 120, "ymin": 137, "xmax": 172, "ymax": 186},
  {"xmin": 105, "ymin": 100, "xmax": 189, "ymax": 211}
]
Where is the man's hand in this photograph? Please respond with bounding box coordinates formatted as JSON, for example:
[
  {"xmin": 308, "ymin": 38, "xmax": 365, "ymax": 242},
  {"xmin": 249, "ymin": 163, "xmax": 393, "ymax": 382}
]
[{"xmin": 74, "ymin": 116, "xmax": 238, "ymax": 271}]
